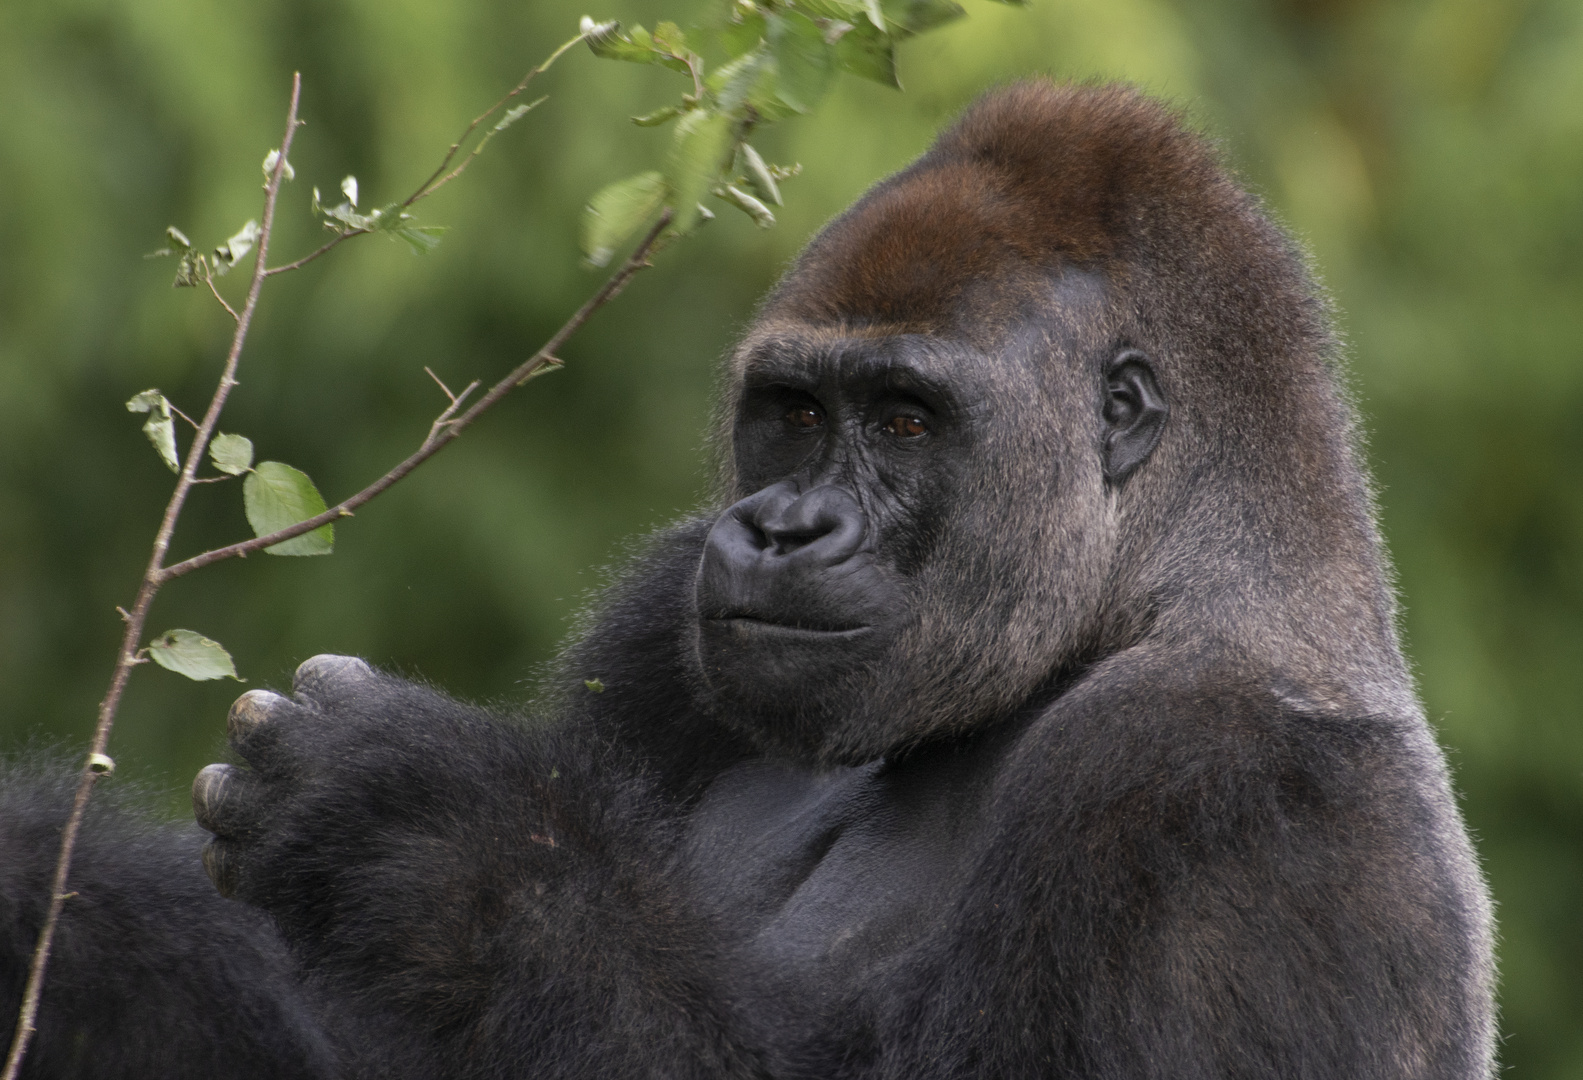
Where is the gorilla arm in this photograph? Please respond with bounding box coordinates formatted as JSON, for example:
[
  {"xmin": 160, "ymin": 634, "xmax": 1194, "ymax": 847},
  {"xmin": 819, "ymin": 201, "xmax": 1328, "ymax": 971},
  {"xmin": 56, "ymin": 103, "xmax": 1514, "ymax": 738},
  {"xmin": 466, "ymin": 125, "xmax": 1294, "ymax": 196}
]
[{"xmin": 191, "ymin": 553, "xmax": 762, "ymax": 1080}]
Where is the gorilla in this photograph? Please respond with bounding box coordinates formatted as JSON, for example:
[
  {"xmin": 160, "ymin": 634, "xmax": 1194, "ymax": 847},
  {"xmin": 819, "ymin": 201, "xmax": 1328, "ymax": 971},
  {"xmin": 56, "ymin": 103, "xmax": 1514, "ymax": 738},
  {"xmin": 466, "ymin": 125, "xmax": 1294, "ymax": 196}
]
[{"xmin": 2, "ymin": 82, "xmax": 1494, "ymax": 1079}]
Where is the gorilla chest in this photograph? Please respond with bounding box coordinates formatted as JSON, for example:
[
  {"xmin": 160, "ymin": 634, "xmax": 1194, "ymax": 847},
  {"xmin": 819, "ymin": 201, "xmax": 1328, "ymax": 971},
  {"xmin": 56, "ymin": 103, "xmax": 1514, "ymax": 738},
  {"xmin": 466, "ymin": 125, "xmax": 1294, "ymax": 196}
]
[{"xmin": 682, "ymin": 752, "xmax": 988, "ymax": 1007}]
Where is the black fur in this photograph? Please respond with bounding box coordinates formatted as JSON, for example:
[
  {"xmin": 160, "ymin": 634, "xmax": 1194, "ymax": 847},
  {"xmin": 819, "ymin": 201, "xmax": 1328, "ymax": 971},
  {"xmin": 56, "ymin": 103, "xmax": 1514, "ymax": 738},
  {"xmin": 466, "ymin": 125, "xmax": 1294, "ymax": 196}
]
[
  {"xmin": 0, "ymin": 758, "xmax": 338, "ymax": 1079},
  {"xmin": 3, "ymin": 83, "xmax": 1493, "ymax": 1079}
]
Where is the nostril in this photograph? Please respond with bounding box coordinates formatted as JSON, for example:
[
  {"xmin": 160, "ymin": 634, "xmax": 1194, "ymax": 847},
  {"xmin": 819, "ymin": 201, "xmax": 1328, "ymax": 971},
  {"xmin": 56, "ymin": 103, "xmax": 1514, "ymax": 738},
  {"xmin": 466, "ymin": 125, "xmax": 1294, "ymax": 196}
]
[
  {"xmin": 766, "ymin": 527, "xmax": 826, "ymax": 556},
  {"xmin": 756, "ymin": 485, "xmax": 865, "ymax": 564}
]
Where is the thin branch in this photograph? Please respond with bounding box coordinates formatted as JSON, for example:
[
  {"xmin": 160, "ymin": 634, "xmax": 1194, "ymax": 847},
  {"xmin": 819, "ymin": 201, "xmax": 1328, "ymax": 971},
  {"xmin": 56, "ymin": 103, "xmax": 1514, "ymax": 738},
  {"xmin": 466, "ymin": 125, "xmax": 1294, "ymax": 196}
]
[
  {"xmin": 204, "ymin": 274, "xmax": 240, "ymax": 322},
  {"xmin": 403, "ymin": 30, "xmax": 586, "ymax": 208},
  {"xmin": 160, "ymin": 210, "xmax": 672, "ymax": 583},
  {"xmin": 420, "ymin": 95, "xmax": 548, "ymax": 200},
  {"xmin": 166, "ymin": 401, "xmax": 202, "ymax": 431},
  {"xmin": 1, "ymin": 72, "xmax": 305, "ymax": 1080},
  {"xmin": 264, "ymin": 229, "xmax": 365, "ymax": 277}
]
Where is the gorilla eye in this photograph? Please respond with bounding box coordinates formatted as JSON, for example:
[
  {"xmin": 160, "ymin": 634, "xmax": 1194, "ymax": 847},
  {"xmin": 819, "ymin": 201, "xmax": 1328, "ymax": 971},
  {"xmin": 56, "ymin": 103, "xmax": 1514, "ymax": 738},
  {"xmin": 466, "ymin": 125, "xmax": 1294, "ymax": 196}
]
[
  {"xmin": 884, "ymin": 415, "xmax": 928, "ymax": 438},
  {"xmin": 786, "ymin": 405, "xmax": 824, "ymax": 429}
]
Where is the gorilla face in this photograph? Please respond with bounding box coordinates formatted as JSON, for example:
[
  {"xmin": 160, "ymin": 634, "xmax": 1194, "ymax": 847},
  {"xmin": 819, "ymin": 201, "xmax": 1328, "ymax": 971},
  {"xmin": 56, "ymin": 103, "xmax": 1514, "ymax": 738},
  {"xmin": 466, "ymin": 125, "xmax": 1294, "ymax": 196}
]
[
  {"xmin": 694, "ymin": 331, "xmax": 985, "ymax": 755},
  {"xmin": 693, "ymin": 291, "xmax": 1169, "ymax": 765}
]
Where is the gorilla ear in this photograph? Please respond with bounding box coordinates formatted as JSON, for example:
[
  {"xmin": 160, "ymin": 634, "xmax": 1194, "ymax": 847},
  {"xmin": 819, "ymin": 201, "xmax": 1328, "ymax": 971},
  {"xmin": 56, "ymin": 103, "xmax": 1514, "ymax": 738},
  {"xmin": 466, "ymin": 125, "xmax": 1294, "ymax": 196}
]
[{"xmin": 1101, "ymin": 351, "xmax": 1168, "ymax": 483}]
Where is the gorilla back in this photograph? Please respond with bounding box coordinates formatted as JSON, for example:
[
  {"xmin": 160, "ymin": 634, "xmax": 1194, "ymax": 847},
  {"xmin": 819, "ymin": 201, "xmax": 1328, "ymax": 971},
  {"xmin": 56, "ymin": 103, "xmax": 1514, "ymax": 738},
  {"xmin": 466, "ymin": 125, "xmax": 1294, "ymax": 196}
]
[{"xmin": 10, "ymin": 82, "xmax": 1493, "ymax": 1080}]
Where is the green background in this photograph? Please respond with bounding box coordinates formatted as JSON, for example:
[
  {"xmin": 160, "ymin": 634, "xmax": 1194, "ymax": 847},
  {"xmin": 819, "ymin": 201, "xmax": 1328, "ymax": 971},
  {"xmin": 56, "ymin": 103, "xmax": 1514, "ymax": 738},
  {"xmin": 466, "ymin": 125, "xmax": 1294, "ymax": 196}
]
[{"xmin": 1, "ymin": 0, "xmax": 1579, "ymax": 1072}]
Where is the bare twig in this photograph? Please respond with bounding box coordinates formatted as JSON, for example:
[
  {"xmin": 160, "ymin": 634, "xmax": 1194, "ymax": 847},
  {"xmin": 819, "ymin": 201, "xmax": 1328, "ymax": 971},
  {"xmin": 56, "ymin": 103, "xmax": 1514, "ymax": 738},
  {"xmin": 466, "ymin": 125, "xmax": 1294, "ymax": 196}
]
[
  {"xmin": 403, "ymin": 30, "xmax": 586, "ymax": 207},
  {"xmin": 264, "ymin": 229, "xmax": 366, "ymax": 277},
  {"xmin": 0, "ymin": 74, "xmax": 306, "ymax": 1080},
  {"xmin": 424, "ymin": 368, "xmax": 481, "ymax": 444},
  {"xmin": 160, "ymin": 209, "xmax": 672, "ymax": 582},
  {"xmin": 259, "ymin": 32, "xmax": 583, "ymax": 282},
  {"xmin": 204, "ymin": 274, "xmax": 240, "ymax": 322}
]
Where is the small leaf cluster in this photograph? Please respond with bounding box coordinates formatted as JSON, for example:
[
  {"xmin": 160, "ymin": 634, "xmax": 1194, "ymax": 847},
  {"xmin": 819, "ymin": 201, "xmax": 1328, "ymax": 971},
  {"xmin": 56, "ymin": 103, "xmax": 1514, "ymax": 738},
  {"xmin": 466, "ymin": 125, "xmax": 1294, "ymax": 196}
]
[
  {"xmin": 311, "ymin": 174, "xmax": 448, "ymax": 255},
  {"xmin": 126, "ymin": 390, "xmax": 339, "ymax": 682},
  {"xmin": 146, "ymin": 220, "xmax": 260, "ymax": 288},
  {"xmin": 126, "ymin": 390, "xmax": 336, "ymax": 557},
  {"xmin": 578, "ymin": 0, "xmax": 1017, "ymax": 265}
]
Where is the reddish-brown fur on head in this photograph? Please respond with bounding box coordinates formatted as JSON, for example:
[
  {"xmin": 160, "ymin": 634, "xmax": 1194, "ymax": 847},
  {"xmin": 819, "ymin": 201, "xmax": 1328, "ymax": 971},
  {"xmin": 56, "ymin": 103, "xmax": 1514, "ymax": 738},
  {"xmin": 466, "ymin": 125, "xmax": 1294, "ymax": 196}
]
[{"xmin": 763, "ymin": 83, "xmax": 1247, "ymax": 334}]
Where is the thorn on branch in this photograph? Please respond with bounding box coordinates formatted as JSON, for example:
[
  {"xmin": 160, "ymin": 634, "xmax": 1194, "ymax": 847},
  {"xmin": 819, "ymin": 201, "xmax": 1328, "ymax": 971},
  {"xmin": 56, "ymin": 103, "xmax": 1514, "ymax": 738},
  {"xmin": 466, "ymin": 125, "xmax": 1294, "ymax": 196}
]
[
  {"xmin": 424, "ymin": 372, "xmax": 481, "ymax": 445},
  {"xmin": 425, "ymin": 366, "xmax": 462, "ymax": 405},
  {"xmin": 166, "ymin": 402, "xmax": 200, "ymax": 430},
  {"xmin": 516, "ymin": 356, "xmax": 565, "ymax": 387}
]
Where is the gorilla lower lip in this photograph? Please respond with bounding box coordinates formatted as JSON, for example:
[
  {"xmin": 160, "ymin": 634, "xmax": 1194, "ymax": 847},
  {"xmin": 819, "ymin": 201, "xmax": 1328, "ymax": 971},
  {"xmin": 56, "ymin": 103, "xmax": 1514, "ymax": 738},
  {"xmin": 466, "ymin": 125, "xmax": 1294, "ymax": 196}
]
[{"xmin": 713, "ymin": 616, "xmax": 871, "ymax": 638}]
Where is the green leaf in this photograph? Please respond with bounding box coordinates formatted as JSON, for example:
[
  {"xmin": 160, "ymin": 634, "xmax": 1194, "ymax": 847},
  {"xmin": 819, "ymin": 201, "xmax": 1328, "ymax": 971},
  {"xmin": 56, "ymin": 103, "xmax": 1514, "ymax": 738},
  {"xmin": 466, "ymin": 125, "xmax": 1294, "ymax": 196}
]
[
  {"xmin": 793, "ymin": 0, "xmax": 866, "ymax": 21},
  {"xmin": 584, "ymin": 678, "xmax": 605, "ymax": 693},
  {"xmin": 581, "ymin": 170, "xmax": 668, "ymax": 267},
  {"xmin": 882, "ymin": 0, "xmax": 966, "ymax": 36},
  {"xmin": 125, "ymin": 390, "xmax": 180, "ymax": 473},
  {"xmin": 715, "ymin": 10, "xmax": 767, "ymax": 57},
  {"xmin": 631, "ymin": 105, "xmax": 682, "ymax": 127},
  {"xmin": 362, "ymin": 203, "xmax": 447, "ymax": 253},
  {"xmin": 716, "ymin": 184, "xmax": 776, "ymax": 228},
  {"xmin": 243, "ymin": 461, "xmax": 334, "ymax": 556},
  {"xmin": 124, "ymin": 389, "xmax": 165, "ymax": 413},
  {"xmin": 834, "ymin": 20, "xmax": 899, "ymax": 86},
  {"xmin": 738, "ymin": 143, "xmax": 783, "ymax": 206},
  {"xmin": 209, "ymin": 433, "xmax": 254, "ymax": 475},
  {"xmin": 164, "ymin": 225, "xmax": 194, "ymax": 251},
  {"xmin": 171, "ymin": 251, "xmax": 205, "ymax": 288},
  {"xmin": 214, "ymin": 219, "xmax": 260, "ymax": 268},
  {"xmin": 261, "ymin": 149, "xmax": 295, "ymax": 183},
  {"xmin": 666, "ymin": 110, "xmax": 735, "ymax": 233},
  {"xmin": 394, "ymin": 225, "xmax": 447, "ymax": 254},
  {"xmin": 492, "ymin": 96, "xmax": 546, "ymax": 132},
  {"xmin": 583, "ymin": 18, "xmax": 650, "ymax": 62},
  {"xmin": 370, "ymin": 203, "xmax": 409, "ymax": 232},
  {"xmin": 710, "ymin": 49, "xmax": 786, "ymax": 119},
  {"xmin": 765, "ymin": 11, "xmax": 836, "ymax": 114},
  {"xmin": 341, "ymin": 175, "xmax": 359, "ymax": 208},
  {"xmin": 651, "ymin": 21, "xmax": 690, "ymax": 53},
  {"xmin": 583, "ymin": 20, "xmax": 690, "ymax": 73},
  {"xmin": 862, "ymin": 0, "xmax": 886, "ymax": 30},
  {"xmin": 147, "ymin": 629, "xmax": 241, "ymax": 682}
]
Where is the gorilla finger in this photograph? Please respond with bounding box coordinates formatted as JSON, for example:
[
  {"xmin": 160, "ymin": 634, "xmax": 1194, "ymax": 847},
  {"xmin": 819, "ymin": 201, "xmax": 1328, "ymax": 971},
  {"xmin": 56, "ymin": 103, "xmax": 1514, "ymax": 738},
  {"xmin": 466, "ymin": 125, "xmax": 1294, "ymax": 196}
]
[
  {"xmin": 192, "ymin": 763, "xmax": 265, "ymax": 838},
  {"xmin": 201, "ymin": 837, "xmax": 242, "ymax": 899},
  {"xmin": 227, "ymin": 689, "xmax": 296, "ymax": 763},
  {"xmin": 292, "ymin": 653, "xmax": 375, "ymax": 706}
]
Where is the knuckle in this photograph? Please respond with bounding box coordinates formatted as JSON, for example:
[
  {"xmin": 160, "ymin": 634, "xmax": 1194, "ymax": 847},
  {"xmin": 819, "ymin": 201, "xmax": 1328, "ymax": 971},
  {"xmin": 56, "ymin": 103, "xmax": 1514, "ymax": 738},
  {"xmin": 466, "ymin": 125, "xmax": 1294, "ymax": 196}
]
[
  {"xmin": 191, "ymin": 763, "xmax": 235, "ymax": 830},
  {"xmin": 201, "ymin": 838, "xmax": 239, "ymax": 898},
  {"xmin": 293, "ymin": 653, "xmax": 373, "ymax": 697},
  {"xmin": 227, "ymin": 689, "xmax": 289, "ymax": 743}
]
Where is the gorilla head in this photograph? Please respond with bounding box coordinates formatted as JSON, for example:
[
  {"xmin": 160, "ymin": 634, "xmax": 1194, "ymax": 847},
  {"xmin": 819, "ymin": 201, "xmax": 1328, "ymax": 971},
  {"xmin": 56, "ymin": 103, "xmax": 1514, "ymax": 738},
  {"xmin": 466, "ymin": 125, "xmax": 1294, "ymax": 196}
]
[{"xmin": 694, "ymin": 83, "xmax": 1409, "ymax": 765}]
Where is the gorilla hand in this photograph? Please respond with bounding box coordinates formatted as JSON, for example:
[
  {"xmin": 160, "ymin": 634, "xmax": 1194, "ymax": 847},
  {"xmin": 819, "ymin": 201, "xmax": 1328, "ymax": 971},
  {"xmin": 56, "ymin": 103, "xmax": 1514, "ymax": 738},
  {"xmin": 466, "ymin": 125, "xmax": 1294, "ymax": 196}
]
[
  {"xmin": 186, "ymin": 650, "xmax": 582, "ymax": 979},
  {"xmin": 194, "ymin": 654, "xmax": 378, "ymax": 900},
  {"xmin": 189, "ymin": 651, "xmax": 742, "ymax": 1078}
]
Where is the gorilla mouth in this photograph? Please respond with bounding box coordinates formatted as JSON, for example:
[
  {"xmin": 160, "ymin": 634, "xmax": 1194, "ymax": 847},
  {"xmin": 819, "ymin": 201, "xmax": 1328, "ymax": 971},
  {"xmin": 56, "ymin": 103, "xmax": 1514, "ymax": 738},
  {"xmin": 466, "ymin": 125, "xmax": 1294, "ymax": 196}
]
[{"xmin": 708, "ymin": 615, "xmax": 873, "ymax": 639}]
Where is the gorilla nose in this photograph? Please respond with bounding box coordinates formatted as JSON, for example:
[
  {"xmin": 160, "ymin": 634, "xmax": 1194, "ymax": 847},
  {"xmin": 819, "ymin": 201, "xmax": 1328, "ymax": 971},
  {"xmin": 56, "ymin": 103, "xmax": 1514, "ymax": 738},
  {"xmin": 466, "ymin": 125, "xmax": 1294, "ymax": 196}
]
[
  {"xmin": 737, "ymin": 482, "xmax": 866, "ymax": 564},
  {"xmin": 698, "ymin": 480, "xmax": 882, "ymax": 632}
]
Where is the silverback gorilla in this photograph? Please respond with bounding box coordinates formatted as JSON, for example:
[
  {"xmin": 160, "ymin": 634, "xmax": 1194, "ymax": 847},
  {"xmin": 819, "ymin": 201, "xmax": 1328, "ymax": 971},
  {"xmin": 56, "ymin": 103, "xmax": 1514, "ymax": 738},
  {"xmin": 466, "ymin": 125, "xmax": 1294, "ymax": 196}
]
[{"xmin": 2, "ymin": 82, "xmax": 1494, "ymax": 1079}]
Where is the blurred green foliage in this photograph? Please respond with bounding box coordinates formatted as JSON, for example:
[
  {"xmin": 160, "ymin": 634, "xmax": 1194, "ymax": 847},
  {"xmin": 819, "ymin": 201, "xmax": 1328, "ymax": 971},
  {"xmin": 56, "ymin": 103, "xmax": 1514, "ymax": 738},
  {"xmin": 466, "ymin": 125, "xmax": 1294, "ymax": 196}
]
[{"xmin": 0, "ymin": 0, "xmax": 1578, "ymax": 1073}]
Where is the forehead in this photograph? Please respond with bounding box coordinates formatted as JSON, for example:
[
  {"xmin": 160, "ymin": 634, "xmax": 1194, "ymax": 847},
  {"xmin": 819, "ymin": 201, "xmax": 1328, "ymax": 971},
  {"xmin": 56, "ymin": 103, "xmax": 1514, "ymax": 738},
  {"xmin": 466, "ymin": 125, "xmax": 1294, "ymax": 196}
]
[
  {"xmin": 731, "ymin": 268, "xmax": 1108, "ymax": 400},
  {"xmin": 734, "ymin": 328, "xmax": 982, "ymax": 390}
]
